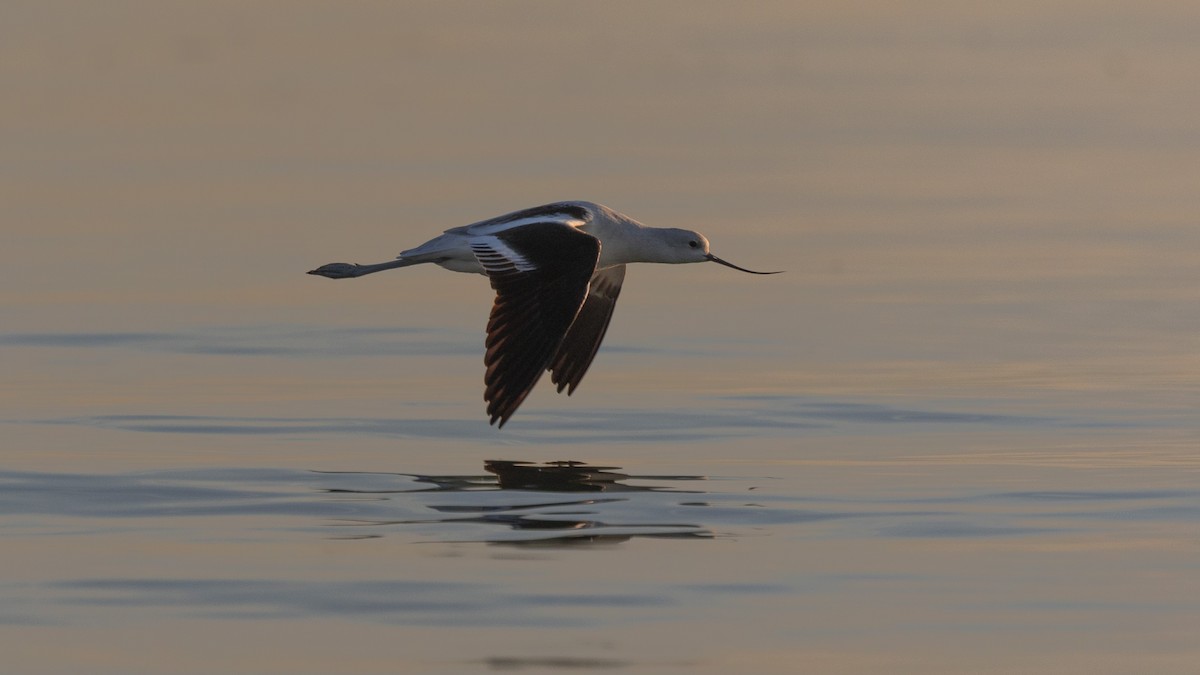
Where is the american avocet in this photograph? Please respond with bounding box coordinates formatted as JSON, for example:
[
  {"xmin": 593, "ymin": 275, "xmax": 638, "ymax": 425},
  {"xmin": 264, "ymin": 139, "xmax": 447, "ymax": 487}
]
[{"xmin": 308, "ymin": 201, "xmax": 780, "ymax": 427}]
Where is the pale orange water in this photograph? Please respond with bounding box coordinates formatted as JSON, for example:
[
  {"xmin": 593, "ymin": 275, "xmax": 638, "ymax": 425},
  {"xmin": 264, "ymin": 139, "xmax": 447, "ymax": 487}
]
[{"xmin": 3, "ymin": 2, "xmax": 1199, "ymax": 673}]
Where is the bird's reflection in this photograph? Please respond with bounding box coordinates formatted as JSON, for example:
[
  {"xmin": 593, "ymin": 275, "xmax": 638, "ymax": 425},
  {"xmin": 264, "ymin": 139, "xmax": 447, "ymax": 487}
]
[
  {"xmin": 486, "ymin": 460, "xmax": 631, "ymax": 492},
  {"xmin": 319, "ymin": 460, "xmax": 711, "ymax": 546}
]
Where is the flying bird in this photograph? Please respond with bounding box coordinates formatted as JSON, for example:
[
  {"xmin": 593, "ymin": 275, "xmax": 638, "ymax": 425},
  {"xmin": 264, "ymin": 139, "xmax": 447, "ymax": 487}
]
[{"xmin": 308, "ymin": 201, "xmax": 780, "ymax": 427}]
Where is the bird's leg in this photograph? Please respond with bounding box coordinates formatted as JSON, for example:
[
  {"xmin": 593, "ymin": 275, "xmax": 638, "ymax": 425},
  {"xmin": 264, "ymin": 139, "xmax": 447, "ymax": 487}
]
[{"xmin": 307, "ymin": 259, "xmax": 409, "ymax": 279}]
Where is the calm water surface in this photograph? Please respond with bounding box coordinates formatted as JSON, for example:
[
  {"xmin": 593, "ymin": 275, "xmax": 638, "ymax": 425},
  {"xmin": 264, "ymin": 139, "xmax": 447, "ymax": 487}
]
[{"xmin": 4, "ymin": 2, "xmax": 1199, "ymax": 673}]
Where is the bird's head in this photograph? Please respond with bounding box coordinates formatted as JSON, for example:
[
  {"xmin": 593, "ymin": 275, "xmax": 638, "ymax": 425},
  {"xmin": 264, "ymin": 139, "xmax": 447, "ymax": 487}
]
[{"xmin": 656, "ymin": 228, "xmax": 782, "ymax": 274}]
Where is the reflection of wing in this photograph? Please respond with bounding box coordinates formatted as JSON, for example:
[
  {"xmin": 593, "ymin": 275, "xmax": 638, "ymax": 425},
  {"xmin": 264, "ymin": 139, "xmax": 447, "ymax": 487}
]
[
  {"xmin": 471, "ymin": 222, "xmax": 601, "ymax": 427},
  {"xmin": 548, "ymin": 265, "xmax": 625, "ymax": 395}
]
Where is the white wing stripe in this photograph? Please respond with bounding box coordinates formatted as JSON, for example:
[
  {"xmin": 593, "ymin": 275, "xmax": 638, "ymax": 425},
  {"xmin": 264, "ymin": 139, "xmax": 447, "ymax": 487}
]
[
  {"xmin": 471, "ymin": 235, "xmax": 538, "ymax": 273},
  {"xmin": 470, "ymin": 215, "xmax": 587, "ymax": 236}
]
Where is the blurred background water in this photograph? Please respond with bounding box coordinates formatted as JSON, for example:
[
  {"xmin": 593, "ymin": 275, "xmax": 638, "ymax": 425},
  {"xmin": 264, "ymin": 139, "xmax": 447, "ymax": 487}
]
[{"xmin": 3, "ymin": 2, "xmax": 1198, "ymax": 673}]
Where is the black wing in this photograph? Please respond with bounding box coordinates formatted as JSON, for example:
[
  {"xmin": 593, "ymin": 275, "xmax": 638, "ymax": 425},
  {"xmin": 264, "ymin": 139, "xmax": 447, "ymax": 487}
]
[
  {"xmin": 548, "ymin": 264, "xmax": 625, "ymax": 395},
  {"xmin": 471, "ymin": 222, "xmax": 600, "ymax": 427}
]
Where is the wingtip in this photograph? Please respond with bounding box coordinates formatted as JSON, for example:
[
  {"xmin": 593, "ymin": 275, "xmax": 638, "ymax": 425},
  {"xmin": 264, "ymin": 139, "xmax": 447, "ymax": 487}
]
[{"xmin": 487, "ymin": 406, "xmax": 511, "ymax": 428}]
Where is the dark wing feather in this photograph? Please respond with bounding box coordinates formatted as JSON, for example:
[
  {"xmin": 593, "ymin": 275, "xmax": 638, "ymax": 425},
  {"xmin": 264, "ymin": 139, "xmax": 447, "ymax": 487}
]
[
  {"xmin": 548, "ymin": 265, "xmax": 625, "ymax": 395},
  {"xmin": 473, "ymin": 222, "xmax": 600, "ymax": 427}
]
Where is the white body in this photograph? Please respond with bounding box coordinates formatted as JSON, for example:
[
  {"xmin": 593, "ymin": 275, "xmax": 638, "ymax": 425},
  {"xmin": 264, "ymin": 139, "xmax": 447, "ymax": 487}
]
[{"xmin": 396, "ymin": 201, "xmax": 707, "ymax": 274}]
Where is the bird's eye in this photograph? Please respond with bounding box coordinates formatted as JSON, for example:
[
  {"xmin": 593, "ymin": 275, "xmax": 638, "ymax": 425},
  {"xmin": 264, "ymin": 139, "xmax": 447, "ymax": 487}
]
[{"xmin": 688, "ymin": 240, "xmax": 699, "ymax": 248}]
